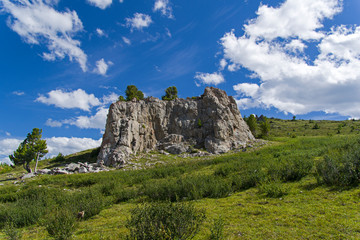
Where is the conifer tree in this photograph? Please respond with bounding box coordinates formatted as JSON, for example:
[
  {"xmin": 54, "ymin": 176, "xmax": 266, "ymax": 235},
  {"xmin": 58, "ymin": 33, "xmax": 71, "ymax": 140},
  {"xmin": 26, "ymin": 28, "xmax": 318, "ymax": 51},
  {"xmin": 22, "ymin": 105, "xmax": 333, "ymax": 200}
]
[
  {"xmin": 246, "ymin": 114, "xmax": 257, "ymax": 136},
  {"xmin": 162, "ymin": 86, "xmax": 178, "ymax": 101},
  {"xmin": 125, "ymin": 85, "xmax": 144, "ymax": 101},
  {"xmin": 9, "ymin": 128, "xmax": 48, "ymax": 173}
]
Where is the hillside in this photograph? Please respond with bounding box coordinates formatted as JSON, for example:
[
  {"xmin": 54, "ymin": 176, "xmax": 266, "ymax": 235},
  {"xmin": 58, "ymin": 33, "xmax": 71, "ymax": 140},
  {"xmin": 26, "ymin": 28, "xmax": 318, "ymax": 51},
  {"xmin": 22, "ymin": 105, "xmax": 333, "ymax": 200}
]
[{"xmin": 1, "ymin": 118, "xmax": 360, "ymax": 239}]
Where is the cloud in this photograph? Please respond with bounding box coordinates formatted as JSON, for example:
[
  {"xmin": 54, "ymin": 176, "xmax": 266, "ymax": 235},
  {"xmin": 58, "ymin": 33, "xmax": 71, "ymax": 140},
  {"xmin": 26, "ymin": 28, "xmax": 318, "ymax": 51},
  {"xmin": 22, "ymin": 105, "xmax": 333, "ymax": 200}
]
[
  {"xmin": 153, "ymin": 0, "xmax": 173, "ymax": 19},
  {"xmin": 12, "ymin": 91, "xmax": 24, "ymax": 96},
  {"xmin": 46, "ymin": 137, "xmax": 102, "ymax": 156},
  {"xmin": 0, "ymin": 138, "xmax": 22, "ymax": 165},
  {"xmin": 194, "ymin": 72, "xmax": 225, "ymax": 86},
  {"xmin": 36, "ymin": 89, "xmax": 101, "ymax": 111},
  {"xmin": 244, "ymin": 0, "xmax": 342, "ymax": 40},
  {"xmin": 125, "ymin": 13, "xmax": 152, "ymax": 31},
  {"xmin": 46, "ymin": 118, "xmax": 63, "ymax": 127},
  {"xmin": 0, "ymin": 137, "xmax": 102, "ymax": 164},
  {"xmin": 44, "ymin": 92, "xmax": 117, "ymax": 131},
  {"xmin": 87, "ymin": 0, "xmax": 112, "ymax": 9},
  {"xmin": 93, "ymin": 58, "xmax": 113, "ymax": 76},
  {"xmin": 219, "ymin": 0, "xmax": 360, "ymax": 118},
  {"xmin": 1, "ymin": 0, "xmax": 88, "ymax": 71},
  {"xmin": 219, "ymin": 59, "xmax": 227, "ymax": 70},
  {"xmin": 64, "ymin": 107, "xmax": 108, "ymax": 130},
  {"xmin": 96, "ymin": 28, "xmax": 107, "ymax": 37},
  {"xmin": 122, "ymin": 36, "xmax": 131, "ymax": 45},
  {"xmin": 101, "ymin": 92, "xmax": 119, "ymax": 105}
]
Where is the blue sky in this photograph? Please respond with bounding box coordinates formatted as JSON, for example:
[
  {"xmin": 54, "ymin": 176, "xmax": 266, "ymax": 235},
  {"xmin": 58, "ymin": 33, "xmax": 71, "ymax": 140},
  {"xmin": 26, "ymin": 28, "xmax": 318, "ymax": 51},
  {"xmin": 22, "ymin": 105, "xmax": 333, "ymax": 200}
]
[{"xmin": 1, "ymin": 0, "xmax": 360, "ymax": 164}]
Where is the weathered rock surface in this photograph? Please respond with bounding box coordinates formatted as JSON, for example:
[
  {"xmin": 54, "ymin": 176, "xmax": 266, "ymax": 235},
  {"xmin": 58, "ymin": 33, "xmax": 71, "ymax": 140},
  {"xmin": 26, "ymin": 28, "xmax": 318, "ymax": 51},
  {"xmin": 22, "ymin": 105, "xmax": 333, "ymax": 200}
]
[
  {"xmin": 33, "ymin": 162, "xmax": 108, "ymax": 176},
  {"xmin": 98, "ymin": 87, "xmax": 255, "ymax": 166}
]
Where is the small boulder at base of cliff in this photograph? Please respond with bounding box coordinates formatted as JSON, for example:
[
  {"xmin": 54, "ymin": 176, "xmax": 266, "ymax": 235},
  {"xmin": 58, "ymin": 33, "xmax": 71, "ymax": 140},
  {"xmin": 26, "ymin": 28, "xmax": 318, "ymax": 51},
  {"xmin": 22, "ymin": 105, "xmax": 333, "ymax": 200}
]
[{"xmin": 98, "ymin": 87, "xmax": 255, "ymax": 166}]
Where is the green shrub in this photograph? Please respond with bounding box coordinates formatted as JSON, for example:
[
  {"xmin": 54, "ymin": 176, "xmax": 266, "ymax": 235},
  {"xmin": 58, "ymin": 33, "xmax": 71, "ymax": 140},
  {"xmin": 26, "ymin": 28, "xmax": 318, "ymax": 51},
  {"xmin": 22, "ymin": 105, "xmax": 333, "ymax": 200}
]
[
  {"xmin": 316, "ymin": 144, "xmax": 360, "ymax": 186},
  {"xmin": 126, "ymin": 202, "xmax": 205, "ymax": 240},
  {"xmin": 269, "ymin": 158, "xmax": 313, "ymax": 182},
  {"xmin": 72, "ymin": 188, "xmax": 108, "ymax": 220},
  {"xmin": 209, "ymin": 217, "xmax": 225, "ymax": 240},
  {"xmin": 0, "ymin": 163, "xmax": 12, "ymax": 174},
  {"xmin": 231, "ymin": 169, "xmax": 266, "ymax": 191},
  {"xmin": 43, "ymin": 208, "xmax": 77, "ymax": 240},
  {"xmin": 55, "ymin": 153, "xmax": 65, "ymax": 162},
  {"xmin": 197, "ymin": 119, "xmax": 202, "ymax": 128},
  {"xmin": 258, "ymin": 182, "xmax": 288, "ymax": 198},
  {"xmin": 3, "ymin": 221, "xmax": 22, "ymax": 240},
  {"xmin": 142, "ymin": 175, "xmax": 232, "ymax": 201}
]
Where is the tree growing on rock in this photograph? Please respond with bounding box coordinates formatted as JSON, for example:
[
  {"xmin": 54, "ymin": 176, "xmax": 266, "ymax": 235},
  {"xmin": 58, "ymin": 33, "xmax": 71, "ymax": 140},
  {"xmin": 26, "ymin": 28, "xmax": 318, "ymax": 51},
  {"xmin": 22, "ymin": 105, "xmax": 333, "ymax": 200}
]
[
  {"xmin": 162, "ymin": 86, "xmax": 178, "ymax": 100},
  {"xmin": 9, "ymin": 128, "xmax": 48, "ymax": 173},
  {"xmin": 125, "ymin": 85, "xmax": 144, "ymax": 101}
]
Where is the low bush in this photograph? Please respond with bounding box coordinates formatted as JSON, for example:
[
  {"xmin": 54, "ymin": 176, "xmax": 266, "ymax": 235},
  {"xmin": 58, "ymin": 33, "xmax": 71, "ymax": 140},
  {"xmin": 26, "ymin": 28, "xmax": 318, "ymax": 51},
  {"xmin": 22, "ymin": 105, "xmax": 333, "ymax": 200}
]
[
  {"xmin": 231, "ymin": 169, "xmax": 267, "ymax": 191},
  {"xmin": 258, "ymin": 182, "xmax": 288, "ymax": 198},
  {"xmin": 43, "ymin": 208, "xmax": 78, "ymax": 240},
  {"xmin": 0, "ymin": 163, "xmax": 12, "ymax": 174},
  {"xmin": 126, "ymin": 202, "xmax": 205, "ymax": 240},
  {"xmin": 3, "ymin": 221, "xmax": 22, "ymax": 240},
  {"xmin": 142, "ymin": 175, "xmax": 232, "ymax": 201},
  {"xmin": 316, "ymin": 143, "xmax": 360, "ymax": 186},
  {"xmin": 268, "ymin": 157, "xmax": 313, "ymax": 182},
  {"xmin": 71, "ymin": 188, "xmax": 109, "ymax": 220}
]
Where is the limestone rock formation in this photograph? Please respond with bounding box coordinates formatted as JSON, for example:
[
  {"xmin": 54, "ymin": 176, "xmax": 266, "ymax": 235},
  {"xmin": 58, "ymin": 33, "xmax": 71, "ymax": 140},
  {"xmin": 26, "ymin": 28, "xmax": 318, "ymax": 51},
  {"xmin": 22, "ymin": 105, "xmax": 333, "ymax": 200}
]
[{"xmin": 98, "ymin": 87, "xmax": 254, "ymax": 166}]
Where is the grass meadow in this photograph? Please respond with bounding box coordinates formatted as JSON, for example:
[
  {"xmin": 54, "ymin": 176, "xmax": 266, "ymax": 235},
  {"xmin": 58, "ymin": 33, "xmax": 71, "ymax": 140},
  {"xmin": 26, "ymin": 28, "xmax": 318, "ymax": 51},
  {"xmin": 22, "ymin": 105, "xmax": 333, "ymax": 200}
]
[{"xmin": 1, "ymin": 118, "xmax": 360, "ymax": 239}]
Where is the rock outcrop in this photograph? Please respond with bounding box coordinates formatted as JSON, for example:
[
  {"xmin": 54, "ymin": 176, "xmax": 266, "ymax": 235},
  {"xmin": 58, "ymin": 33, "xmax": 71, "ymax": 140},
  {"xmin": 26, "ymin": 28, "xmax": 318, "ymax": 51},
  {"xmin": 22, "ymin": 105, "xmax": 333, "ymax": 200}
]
[{"xmin": 98, "ymin": 87, "xmax": 254, "ymax": 166}]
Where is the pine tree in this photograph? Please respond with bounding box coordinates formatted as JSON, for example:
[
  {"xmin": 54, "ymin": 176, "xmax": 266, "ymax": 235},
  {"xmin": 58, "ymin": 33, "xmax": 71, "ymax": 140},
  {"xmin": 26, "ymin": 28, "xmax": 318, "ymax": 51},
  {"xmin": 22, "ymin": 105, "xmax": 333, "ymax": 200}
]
[
  {"xmin": 125, "ymin": 85, "xmax": 144, "ymax": 101},
  {"xmin": 9, "ymin": 128, "xmax": 48, "ymax": 173},
  {"xmin": 260, "ymin": 117, "xmax": 270, "ymax": 138},
  {"xmin": 162, "ymin": 86, "xmax": 178, "ymax": 101},
  {"xmin": 246, "ymin": 114, "xmax": 257, "ymax": 136}
]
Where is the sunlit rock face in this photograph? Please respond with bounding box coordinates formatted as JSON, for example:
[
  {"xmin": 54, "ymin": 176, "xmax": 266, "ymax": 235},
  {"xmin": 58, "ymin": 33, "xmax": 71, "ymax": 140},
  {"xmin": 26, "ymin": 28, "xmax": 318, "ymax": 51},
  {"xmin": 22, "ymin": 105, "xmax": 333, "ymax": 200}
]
[{"xmin": 98, "ymin": 87, "xmax": 254, "ymax": 166}]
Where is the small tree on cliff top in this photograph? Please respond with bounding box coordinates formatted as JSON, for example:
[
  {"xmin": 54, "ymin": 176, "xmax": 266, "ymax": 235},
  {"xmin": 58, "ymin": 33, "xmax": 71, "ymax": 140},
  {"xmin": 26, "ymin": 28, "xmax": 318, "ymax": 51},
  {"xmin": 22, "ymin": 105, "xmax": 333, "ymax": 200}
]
[
  {"xmin": 162, "ymin": 86, "xmax": 178, "ymax": 101},
  {"xmin": 9, "ymin": 128, "xmax": 48, "ymax": 173},
  {"xmin": 125, "ymin": 85, "xmax": 144, "ymax": 101}
]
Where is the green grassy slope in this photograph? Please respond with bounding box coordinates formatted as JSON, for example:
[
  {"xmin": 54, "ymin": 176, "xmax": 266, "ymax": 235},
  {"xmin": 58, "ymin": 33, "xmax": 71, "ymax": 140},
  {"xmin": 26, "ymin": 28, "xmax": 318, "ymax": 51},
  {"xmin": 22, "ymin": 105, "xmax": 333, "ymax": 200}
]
[{"xmin": 1, "ymin": 119, "xmax": 360, "ymax": 239}]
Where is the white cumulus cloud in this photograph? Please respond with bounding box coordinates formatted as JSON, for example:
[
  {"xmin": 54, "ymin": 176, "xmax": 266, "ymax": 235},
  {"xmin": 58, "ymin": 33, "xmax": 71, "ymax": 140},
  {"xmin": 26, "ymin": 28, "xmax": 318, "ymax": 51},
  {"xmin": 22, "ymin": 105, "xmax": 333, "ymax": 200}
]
[
  {"xmin": 1, "ymin": 0, "xmax": 88, "ymax": 71},
  {"xmin": 219, "ymin": 0, "xmax": 360, "ymax": 118},
  {"xmin": 36, "ymin": 89, "xmax": 101, "ymax": 111},
  {"xmin": 153, "ymin": 0, "xmax": 173, "ymax": 19},
  {"xmin": 93, "ymin": 58, "xmax": 113, "ymax": 76},
  {"xmin": 0, "ymin": 137, "xmax": 101, "ymax": 165},
  {"xmin": 244, "ymin": 0, "xmax": 342, "ymax": 40},
  {"xmin": 125, "ymin": 13, "xmax": 152, "ymax": 31},
  {"xmin": 87, "ymin": 0, "xmax": 112, "ymax": 9},
  {"xmin": 195, "ymin": 72, "xmax": 225, "ymax": 86},
  {"xmin": 64, "ymin": 107, "xmax": 108, "ymax": 130},
  {"xmin": 44, "ymin": 92, "xmax": 117, "ymax": 131},
  {"xmin": 46, "ymin": 137, "xmax": 102, "ymax": 157}
]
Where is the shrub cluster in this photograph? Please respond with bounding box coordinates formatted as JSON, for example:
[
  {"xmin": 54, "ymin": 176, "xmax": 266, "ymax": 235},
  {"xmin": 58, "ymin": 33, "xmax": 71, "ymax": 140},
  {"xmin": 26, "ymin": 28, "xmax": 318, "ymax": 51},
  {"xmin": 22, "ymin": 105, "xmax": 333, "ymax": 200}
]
[
  {"xmin": 126, "ymin": 202, "xmax": 205, "ymax": 240},
  {"xmin": 316, "ymin": 139, "xmax": 360, "ymax": 186}
]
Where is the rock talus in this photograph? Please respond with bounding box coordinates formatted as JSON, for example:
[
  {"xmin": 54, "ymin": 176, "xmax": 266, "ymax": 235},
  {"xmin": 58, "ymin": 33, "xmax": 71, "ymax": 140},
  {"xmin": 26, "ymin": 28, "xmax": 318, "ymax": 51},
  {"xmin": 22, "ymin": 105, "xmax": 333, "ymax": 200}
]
[{"xmin": 98, "ymin": 87, "xmax": 254, "ymax": 166}]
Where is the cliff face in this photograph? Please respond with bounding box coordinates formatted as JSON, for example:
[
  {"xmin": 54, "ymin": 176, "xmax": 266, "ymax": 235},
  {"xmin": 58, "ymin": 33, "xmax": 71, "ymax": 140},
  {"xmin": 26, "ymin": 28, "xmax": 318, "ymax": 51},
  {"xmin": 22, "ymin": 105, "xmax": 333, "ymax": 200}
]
[{"xmin": 98, "ymin": 87, "xmax": 254, "ymax": 166}]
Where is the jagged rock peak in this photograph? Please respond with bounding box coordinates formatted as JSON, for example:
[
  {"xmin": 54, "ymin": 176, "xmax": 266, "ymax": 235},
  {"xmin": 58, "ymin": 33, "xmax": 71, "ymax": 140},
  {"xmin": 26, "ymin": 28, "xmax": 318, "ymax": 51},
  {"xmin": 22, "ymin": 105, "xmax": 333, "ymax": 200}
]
[{"xmin": 97, "ymin": 87, "xmax": 255, "ymax": 166}]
